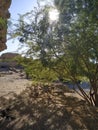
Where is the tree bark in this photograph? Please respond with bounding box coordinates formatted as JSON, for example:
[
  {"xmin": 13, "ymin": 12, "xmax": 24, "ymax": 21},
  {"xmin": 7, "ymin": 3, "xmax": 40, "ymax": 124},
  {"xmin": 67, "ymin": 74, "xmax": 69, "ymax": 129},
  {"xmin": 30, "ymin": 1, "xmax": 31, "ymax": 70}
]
[{"xmin": 95, "ymin": 94, "xmax": 98, "ymax": 107}]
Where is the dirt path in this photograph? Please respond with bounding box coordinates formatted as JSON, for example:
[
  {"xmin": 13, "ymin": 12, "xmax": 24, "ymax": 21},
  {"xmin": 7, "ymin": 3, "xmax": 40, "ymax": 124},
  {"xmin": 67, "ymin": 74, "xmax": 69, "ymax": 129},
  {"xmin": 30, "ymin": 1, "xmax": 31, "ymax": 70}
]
[
  {"xmin": 0, "ymin": 83, "xmax": 98, "ymax": 130},
  {"xmin": 0, "ymin": 71, "xmax": 98, "ymax": 130},
  {"xmin": 0, "ymin": 71, "xmax": 32, "ymax": 98},
  {"xmin": 0, "ymin": 71, "xmax": 82, "ymax": 99}
]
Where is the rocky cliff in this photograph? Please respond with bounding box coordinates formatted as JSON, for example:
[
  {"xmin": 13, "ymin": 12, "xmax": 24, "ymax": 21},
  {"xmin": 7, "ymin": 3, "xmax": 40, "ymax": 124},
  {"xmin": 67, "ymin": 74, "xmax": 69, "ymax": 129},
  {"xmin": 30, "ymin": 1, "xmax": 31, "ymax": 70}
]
[
  {"xmin": 0, "ymin": 52, "xmax": 19, "ymax": 60},
  {"xmin": 0, "ymin": 52, "xmax": 20, "ymax": 69},
  {"xmin": 0, "ymin": 0, "xmax": 12, "ymax": 52}
]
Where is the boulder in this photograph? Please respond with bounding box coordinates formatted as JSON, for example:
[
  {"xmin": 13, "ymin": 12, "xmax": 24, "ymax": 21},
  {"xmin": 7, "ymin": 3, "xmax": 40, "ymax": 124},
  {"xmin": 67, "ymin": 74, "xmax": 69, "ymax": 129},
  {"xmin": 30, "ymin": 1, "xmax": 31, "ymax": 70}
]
[
  {"xmin": 0, "ymin": 52, "xmax": 19, "ymax": 60},
  {"xmin": 0, "ymin": 52, "xmax": 20, "ymax": 70}
]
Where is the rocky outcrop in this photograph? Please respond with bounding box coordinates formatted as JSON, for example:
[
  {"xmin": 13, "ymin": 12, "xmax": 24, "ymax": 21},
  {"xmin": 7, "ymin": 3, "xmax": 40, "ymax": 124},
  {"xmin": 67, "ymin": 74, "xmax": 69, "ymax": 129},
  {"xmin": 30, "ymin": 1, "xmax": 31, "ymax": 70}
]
[
  {"xmin": 0, "ymin": 52, "xmax": 20, "ymax": 70},
  {"xmin": 0, "ymin": 52, "xmax": 19, "ymax": 60},
  {"xmin": 0, "ymin": 0, "xmax": 12, "ymax": 52}
]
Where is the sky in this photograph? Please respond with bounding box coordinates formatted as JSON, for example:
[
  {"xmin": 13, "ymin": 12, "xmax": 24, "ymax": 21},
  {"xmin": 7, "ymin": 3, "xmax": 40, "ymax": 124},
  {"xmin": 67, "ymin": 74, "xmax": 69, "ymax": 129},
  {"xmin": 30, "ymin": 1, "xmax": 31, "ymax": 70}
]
[{"xmin": 0, "ymin": 0, "xmax": 37, "ymax": 55}]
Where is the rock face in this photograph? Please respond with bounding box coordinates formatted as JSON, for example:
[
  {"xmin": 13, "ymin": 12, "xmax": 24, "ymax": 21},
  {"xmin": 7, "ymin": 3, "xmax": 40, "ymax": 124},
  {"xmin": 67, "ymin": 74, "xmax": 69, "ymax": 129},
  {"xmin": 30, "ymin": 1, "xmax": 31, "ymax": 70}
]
[
  {"xmin": 0, "ymin": 52, "xmax": 19, "ymax": 60},
  {"xmin": 0, "ymin": 52, "xmax": 20, "ymax": 70},
  {"xmin": 0, "ymin": 0, "xmax": 12, "ymax": 52}
]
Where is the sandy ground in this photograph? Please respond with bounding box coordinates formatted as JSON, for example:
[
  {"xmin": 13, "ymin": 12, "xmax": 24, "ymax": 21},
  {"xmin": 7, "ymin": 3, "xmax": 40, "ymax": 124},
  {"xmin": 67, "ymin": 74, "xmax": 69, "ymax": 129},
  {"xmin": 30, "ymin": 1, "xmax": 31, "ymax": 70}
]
[
  {"xmin": 0, "ymin": 71, "xmax": 32, "ymax": 98},
  {"xmin": 0, "ymin": 71, "xmax": 82, "ymax": 99},
  {"xmin": 0, "ymin": 71, "xmax": 98, "ymax": 130}
]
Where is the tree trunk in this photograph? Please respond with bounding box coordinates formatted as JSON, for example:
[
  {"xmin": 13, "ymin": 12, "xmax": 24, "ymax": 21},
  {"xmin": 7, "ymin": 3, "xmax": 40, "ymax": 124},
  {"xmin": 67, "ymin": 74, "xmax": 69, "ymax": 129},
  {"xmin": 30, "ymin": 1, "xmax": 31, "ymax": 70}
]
[
  {"xmin": 95, "ymin": 94, "xmax": 98, "ymax": 107},
  {"xmin": 90, "ymin": 82, "xmax": 98, "ymax": 107},
  {"xmin": 26, "ymin": 72, "xmax": 29, "ymax": 79}
]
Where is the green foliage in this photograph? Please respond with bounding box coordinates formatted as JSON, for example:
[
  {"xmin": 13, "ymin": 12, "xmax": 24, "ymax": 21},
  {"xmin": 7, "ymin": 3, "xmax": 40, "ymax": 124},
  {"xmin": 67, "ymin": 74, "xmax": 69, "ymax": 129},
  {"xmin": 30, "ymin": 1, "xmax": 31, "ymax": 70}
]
[
  {"xmin": 11, "ymin": 1, "xmax": 98, "ymax": 106},
  {"xmin": 54, "ymin": 0, "xmax": 98, "ymax": 106},
  {"xmin": 16, "ymin": 56, "xmax": 57, "ymax": 81}
]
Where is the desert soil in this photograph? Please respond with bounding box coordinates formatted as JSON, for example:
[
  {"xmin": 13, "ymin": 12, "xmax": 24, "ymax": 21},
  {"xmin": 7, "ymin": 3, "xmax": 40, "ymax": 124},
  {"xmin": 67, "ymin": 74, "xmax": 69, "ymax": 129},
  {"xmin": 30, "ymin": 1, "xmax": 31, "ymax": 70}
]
[
  {"xmin": 0, "ymin": 71, "xmax": 98, "ymax": 130},
  {"xmin": 0, "ymin": 71, "xmax": 81, "ymax": 99},
  {"xmin": 0, "ymin": 71, "xmax": 32, "ymax": 98}
]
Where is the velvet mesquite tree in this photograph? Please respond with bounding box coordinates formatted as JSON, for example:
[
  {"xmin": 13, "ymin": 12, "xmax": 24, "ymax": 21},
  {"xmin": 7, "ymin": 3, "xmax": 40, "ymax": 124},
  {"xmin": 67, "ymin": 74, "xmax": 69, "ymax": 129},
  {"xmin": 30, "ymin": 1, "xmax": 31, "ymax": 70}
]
[
  {"xmin": 54, "ymin": 0, "xmax": 98, "ymax": 106},
  {"xmin": 11, "ymin": 1, "xmax": 98, "ymax": 106}
]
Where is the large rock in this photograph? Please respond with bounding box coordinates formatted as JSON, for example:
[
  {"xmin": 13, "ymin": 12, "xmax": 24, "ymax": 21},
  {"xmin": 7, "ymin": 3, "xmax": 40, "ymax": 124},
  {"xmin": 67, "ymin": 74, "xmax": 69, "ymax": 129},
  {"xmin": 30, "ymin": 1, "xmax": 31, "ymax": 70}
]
[
  {"xmin": 0, "ymin": 52, "xmax": 20, "ymax": 70},
  {"xmin": 0, "ymin": 52, "xmax": 19, "ymax": 60},
  {"xmin": 0, "ymin": 0, "xmax": 12, "ymax": 52}
]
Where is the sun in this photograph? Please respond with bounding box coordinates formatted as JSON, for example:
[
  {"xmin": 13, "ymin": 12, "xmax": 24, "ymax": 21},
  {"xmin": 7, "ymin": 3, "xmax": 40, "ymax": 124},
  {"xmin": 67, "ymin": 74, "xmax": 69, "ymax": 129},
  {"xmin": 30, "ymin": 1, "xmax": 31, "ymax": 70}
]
[{"xmin": 49, "ymin": 9, "xmax": 59, "ymax": 22}]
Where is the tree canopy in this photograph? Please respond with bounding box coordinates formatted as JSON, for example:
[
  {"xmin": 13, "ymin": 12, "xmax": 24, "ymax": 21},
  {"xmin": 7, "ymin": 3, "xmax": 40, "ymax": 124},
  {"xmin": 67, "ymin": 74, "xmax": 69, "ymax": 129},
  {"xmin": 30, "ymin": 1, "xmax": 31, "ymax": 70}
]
[
  {"xmin": 11, "ymin": 0, "xmax": 98, "ymax": 106},
  {"xmin": 54, "ymin": 0, "xmax": 98, "ymax": 106}
]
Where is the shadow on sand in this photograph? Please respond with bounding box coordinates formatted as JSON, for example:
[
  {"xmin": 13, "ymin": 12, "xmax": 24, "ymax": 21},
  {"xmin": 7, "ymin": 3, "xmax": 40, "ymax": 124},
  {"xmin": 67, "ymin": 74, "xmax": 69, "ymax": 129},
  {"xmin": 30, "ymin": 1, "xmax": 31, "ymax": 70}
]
[{"xmin": 0, "ymin": 84, "xmax": 98, "ymax": 130}]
